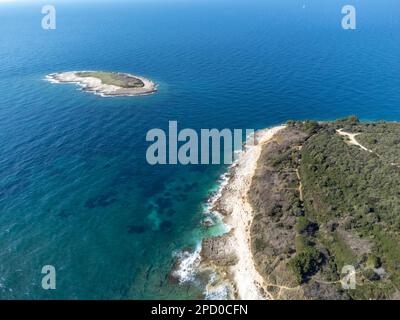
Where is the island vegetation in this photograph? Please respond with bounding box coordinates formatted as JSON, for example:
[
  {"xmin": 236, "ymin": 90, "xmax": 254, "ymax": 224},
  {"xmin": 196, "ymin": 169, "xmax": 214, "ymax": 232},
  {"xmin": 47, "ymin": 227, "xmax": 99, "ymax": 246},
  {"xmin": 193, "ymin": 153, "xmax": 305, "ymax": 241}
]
[
  {"xmin": 75, "ymin": 71, "xmax": 145, "ymax": 88},
  {"xmin": 248, "ymin": 117, "xmax": 400, "ymax": 299}
]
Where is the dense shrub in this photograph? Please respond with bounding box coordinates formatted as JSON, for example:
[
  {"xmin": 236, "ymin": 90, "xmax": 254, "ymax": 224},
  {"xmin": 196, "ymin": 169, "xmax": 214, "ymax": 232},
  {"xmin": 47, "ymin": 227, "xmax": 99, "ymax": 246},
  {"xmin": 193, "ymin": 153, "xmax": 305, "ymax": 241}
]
[{"xmin": 288, "ymin": 247, "xmax": 322, "ymax": 284}]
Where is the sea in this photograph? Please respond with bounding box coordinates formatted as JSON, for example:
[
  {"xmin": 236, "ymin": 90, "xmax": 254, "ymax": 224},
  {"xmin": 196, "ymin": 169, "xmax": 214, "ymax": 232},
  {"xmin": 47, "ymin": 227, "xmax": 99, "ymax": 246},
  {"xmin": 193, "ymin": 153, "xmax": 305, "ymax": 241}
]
[{"xmin": 0, "ymin": 0, "xmax": 399, "ymax": 299}]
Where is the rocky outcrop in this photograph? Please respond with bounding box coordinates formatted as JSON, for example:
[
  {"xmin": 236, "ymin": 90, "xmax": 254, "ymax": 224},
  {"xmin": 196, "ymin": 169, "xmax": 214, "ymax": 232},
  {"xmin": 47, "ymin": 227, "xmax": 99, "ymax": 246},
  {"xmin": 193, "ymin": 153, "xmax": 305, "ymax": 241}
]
[{"xmin": 201, "ymin": 231, "xmax": 238, "ymax": 266}]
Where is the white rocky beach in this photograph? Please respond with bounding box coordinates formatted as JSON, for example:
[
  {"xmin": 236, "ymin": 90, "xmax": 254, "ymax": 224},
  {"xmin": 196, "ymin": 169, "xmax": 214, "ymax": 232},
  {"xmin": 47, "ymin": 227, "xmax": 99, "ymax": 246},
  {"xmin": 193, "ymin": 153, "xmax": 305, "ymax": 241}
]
[{"xmin": 199, "ymin": 125, "xmax": 286, "ymax": 300}]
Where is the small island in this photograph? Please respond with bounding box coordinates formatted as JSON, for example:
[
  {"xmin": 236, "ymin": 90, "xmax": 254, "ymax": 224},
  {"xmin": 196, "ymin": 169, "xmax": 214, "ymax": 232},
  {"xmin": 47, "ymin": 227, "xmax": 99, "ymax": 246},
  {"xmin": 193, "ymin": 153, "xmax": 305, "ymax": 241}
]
[{"xmin": 46, "ymin": 71, "xmax": 157, "ymax": 97}]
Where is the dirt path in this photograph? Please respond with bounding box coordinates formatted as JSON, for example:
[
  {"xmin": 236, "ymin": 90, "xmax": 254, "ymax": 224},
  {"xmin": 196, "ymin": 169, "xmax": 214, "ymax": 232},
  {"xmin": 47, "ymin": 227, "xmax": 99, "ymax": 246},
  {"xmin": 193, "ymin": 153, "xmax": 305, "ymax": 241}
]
[
  {"xmin": 337, "ymin": 128, "xmax": 400, "ymax": 168},
  {"xmin": 295, "ymin": 168, "xmax": 303, "ymax": 202},
  {"xmin": 336, "ymin": 129, "xmax": 373, "ymax": 153}
]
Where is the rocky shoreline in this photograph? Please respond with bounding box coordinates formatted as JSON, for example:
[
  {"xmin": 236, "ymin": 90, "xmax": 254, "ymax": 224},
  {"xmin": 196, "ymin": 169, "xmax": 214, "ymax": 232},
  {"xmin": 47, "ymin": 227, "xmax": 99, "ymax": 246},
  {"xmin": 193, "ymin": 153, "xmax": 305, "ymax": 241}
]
[{"xmin": 198, "ymin": 126, "xmax": 286, "ymax": 300}]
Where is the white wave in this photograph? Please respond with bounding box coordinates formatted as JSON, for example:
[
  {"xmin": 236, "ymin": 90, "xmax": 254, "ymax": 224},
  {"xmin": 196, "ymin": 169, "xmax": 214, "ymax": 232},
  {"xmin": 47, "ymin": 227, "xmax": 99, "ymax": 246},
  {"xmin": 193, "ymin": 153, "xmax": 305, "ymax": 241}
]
[
  {"xmin": 172, "ymin": 244, "xmax": 201, "ymax": 284},
  {"xmin": 203, "ymin": 271, "xmax": 233, "ymax": 300},
  {"xmin": 204, "ymin": 282, "xmax": 232, "ymax": 300}
]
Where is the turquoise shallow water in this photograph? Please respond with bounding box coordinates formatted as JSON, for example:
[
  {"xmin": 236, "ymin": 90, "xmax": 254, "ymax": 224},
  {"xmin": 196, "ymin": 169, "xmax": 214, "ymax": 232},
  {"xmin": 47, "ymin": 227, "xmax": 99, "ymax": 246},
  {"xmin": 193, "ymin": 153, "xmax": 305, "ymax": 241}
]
[{"xmin": 0, "ymin": 0, "xmax": 399, "ymax": 299}]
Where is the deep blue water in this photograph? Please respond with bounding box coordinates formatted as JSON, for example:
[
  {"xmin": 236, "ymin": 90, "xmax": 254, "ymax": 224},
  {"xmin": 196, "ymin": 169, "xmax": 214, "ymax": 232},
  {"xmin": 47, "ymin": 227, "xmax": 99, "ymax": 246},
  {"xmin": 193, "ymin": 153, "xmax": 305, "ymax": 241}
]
[{"xmin": 0, "ymin": 0, "xmax": 399, "ymax": 299}]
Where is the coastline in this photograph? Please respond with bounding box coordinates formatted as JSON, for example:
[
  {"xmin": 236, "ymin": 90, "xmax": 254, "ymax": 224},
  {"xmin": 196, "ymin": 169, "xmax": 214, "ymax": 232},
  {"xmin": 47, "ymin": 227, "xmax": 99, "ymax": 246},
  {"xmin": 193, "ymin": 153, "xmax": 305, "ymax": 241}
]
[
  {"xmin": 45, "ymin": 71, "xmax": 157, "ymax": 97},
  {"xmin": 199, "ymin": 125, "xmax": 286, "ymax": 299}
]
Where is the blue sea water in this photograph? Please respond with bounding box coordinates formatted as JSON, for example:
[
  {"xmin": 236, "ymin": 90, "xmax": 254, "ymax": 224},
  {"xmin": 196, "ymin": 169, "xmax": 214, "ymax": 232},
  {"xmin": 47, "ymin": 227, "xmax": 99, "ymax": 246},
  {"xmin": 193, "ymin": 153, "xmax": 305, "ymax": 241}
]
[{"xmin": 0, "ymin": 0, "xmax": 399, "ymax": 299}]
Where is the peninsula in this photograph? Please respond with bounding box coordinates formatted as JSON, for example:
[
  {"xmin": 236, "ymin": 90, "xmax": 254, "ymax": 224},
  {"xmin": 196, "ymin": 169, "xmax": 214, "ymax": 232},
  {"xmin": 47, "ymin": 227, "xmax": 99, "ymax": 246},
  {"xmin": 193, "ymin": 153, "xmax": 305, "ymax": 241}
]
[
  {"xmin": 199, "ymin": 117, "xmax": 400, "ymax": 300},
  {"xmin": 46, "ymin": 71, "xmax": 157, "ymax": 97}
]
